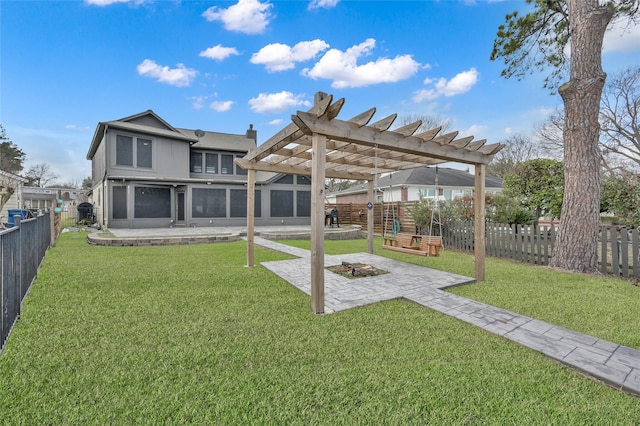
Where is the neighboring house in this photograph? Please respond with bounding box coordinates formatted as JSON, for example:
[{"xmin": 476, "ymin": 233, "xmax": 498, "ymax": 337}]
[
  {"xmin": 327, "ymin": 166, "xmax": 503, "ymax": 203},
  {"xmin": 0, "ymin": 170, "xmax": 28, "ymax": 221},
  {"xmin": 86, "ymin": 110, "xmax": 312, "ymax": 229},
  {"xmin": 22, "ymin": 187, "xmax": 88, "ymax": 213}
]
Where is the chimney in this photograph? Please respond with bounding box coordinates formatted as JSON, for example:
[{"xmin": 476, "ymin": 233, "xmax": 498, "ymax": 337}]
[{"xmin": 246, "ymin": 124, "xmax": 257, "ymax": 143}]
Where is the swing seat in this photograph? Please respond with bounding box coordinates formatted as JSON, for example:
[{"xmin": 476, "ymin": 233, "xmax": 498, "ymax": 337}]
[{"xmin": 382, "ymin": 234, "xmax": 442, "ymax": 257}]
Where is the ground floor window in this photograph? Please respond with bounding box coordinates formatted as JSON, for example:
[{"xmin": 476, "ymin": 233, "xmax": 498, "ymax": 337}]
[
  {"xmin": 135, "ymin": 187, "xmax": 171, "ymax": 218},
  {"xmin": 296, "ymin": 190, "xmax": 311, "ymax": 217},
  {"xmin": 271, "ymin": 190, "xmax": 293, "ymax": 217},
  {"xmin": 230, "ymin": 189, "xmax": 261, "ymax": 218},
  {"xmin": 193, "ymin": 188, "xmax": 226, "ymax": 217},
  {"xmin": 112, "ymin": 186, "xmax": 127, "ymax": 219}
]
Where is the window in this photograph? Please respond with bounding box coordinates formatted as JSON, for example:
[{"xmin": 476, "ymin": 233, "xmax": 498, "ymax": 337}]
[
  {"xmin": 112, "ymin": 186, "xmax": 127, "ymax": 219},
  {"xmin": 235, "ymin": 155, "xmax": 247, "ymax": 175},
  {"xmin": 116, "ymin": 135, "xmax": 133, "ymax": 166},
  {"xmin": 230, "ymin": 189, "xmax": 261, "ymax": 217},
  {"xmin": 221, "ymin": 154, "xmax": 234, "ymax": 175},
  {"xmin": 134, "ymin": 187, "xmax": 171, "ymax": 218},
  {"xmin": 190, "ymin": 152, "xmax": 203, "ymax": 173},
  {"xmin": 192, "ymin": 188, "xmax": 226, "ymax": 217},
  {"xmin": 274, "ymin": 174, "xmax": 294, "ymax": 184},
  {"xmin": 296, "ymin": 191, "xmax": 311, "ymax": 217},
  {"xmin": 205, "ymin": 153, "xmax": 218, "ymax": 174},
  {"xmin": 297, "ymin": 175, "xmax": 311, "ymax": 185},
  {"xmin": 116, "ymin": 135, "xmax": 153, "ymax": 168},
  {"xmin": 137, "ymin": 138, "xmax": 152, "ymax": 168},
  {"xmin": 271, "ymin": 190, "xmax": 293, "ymax": 217},
  {"xmin": 419, "ymin": 188, "xmax": 436, "ymax": 197}
]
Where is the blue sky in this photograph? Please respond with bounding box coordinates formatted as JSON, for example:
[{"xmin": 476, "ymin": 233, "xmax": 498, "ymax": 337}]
[{"xmin": 1, "ymin": 0, "xmax": 639, "ymax": 185}]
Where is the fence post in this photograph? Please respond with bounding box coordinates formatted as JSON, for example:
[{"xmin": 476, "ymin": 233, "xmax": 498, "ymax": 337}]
[
  {"xmin": 620, "ymin": 229, "xmax": 629, "ymax": 278},
  {"xmin": 49, "ymin": 209, "xmax": 56, "ymax": 247}
]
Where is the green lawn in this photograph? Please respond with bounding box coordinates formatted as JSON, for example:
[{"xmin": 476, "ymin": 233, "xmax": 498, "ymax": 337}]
[
  {"xmin": 290, "ymin": 239, "xmax": 640, "ymax": 350},
  {"xmin": 1, "ymin": 233, "xmax": 639, "ymax": 424}
]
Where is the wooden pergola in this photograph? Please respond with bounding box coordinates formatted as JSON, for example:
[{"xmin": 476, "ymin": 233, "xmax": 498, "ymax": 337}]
[{"xmin": 236, "ymin": 92, "xmax": 504, "ymax": 314}]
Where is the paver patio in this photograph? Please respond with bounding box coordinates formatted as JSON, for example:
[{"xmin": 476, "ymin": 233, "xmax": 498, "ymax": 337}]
[{"xmin": 254, "ymin": 236, "xmax": 640, "ymax": 397}]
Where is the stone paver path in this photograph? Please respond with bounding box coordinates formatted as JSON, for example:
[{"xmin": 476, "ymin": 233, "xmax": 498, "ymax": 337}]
[{"xmin": 253, "ymin": 237, "xmax": 640, "ymax": 397}]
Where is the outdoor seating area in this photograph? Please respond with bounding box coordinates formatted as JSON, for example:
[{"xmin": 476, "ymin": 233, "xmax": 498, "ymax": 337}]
[
  {"xmin": 382, "ymin": 233, "xmax": 442, "ymax": 257},
  {"xmin": 324, "ymin": 207, "xmax": 339, "ymax": 228}
]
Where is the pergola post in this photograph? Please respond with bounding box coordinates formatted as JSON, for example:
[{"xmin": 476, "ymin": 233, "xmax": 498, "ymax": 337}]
[
  {"xmin": 474, "ymin": 163, "xmax": 486, "ymax": 281},
  {"xmin": 311, "ymin": 132, "xmax": 326, "ymax": 314},
  {"xmin": 367, "ymin": 179, "xmax": 374, "ymax": 254},
  {"xmin": 246, "ymin": 169, "xmax": 256, "ymax": 267}
]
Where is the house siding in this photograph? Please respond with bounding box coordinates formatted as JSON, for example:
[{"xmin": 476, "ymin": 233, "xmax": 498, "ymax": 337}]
[
  {"xmin": 106, "ymin": 129, "xmax": 190, "ymax": 180},
  {"xmin": 87, "ymin": 110, "xmax": 312, "ymax": 229}
]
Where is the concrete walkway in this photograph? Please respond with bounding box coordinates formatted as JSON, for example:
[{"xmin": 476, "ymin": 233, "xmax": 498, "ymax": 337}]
[{"xmin": 254, "ymin": 237, "xmax": 640, "ymax": 397}]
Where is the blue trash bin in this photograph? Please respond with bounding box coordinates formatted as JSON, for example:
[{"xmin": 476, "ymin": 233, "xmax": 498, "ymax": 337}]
[{"xmin": 7, "ymin": 209, "xmax": 28, "ymax": 228}]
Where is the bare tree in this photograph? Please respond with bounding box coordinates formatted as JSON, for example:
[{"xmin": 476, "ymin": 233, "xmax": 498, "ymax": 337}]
[
  {"xmin": 25, "ymin": 163, "xmax": 58, "ymax": 187},
  {"xmin": 600, "ymin": 66, "xmax": 640, "ymax": 171},
  {"xmin": 535, "ymin": 67, "xmax": 640, "ymax": 172},
  {"xmin": 486, "ymin": 134, "xmax": 541, "ymax": 178},
  {"xmin": 534, "ymin": 108, "xmax": 564, "ymax": 159}
]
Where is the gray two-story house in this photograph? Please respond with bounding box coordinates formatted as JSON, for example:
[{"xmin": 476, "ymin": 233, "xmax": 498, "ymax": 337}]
[{"xmin": 86, "ymin": 110, "xmax": 312, "ymax": 229}]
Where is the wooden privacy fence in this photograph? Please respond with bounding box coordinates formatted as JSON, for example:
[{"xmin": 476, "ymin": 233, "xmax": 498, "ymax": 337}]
[
  {"xmin": 442, "ymin": 220, "xmax": 640, "ymax": 279},
  {"xmin": 327, "ymin": 202, "xmax": 418, "ymax": 236},
  {"xmin": 329, "ymin": 202, "xmax": 640, "ymax": 278},
  {"xmin": 0, "ymin": 213, "xmax": 52, "ymax": 357}
]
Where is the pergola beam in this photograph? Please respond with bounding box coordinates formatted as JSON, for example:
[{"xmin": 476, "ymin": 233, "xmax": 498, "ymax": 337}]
[
  {"xmin": 294, "ymin": 111, "xmax": 501, "ymax": 165},
  {"xmin": 235, "ymin": 157, "xmax": 373, "ymax": 180}
]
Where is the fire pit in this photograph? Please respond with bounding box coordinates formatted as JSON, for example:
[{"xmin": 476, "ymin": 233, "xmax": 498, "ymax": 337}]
[{"xmin": 326, "ymin": 261, "xmax": 389, "ymax": 278}]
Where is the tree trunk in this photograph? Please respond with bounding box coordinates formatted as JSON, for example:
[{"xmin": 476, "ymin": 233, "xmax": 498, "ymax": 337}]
[{"xmin": 549, "ymin": 0, "xmax": 613, "ymax": 273}]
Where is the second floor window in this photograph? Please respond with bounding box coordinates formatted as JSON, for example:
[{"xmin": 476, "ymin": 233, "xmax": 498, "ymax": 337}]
[
  {"xmin": 137, "ymin": 139, "xmax": 152, "ymax": 168},
  {"xmin": 116, "ymin": 135, "xmax": 153, "ymax": 169},
  {"xmin": 191, "ymin": 150, "xmax": 245, "ymax": 176},
  {"xmin": 221, "ymin": 154, "xmax": 234, "ymax": 175},
  {"xmin": 190, "ymin": 152, "xmax": 203, "ymax": 173},
  {"xmin": 205, "ymin": 153, "xmax": 218, "ymax": 174},
  {"xmin": 116, "ymin": 135, "xmax": 133, "ymax": 166}
]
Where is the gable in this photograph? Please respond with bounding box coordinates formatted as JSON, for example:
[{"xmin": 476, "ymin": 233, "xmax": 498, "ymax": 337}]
[
  {"xmin": 119, "ymin": 110, "xmax": 177, "ymax": 132},
  {"xmin": 87, "ymin": 110, "xmax": 196, "ymax": 160}
]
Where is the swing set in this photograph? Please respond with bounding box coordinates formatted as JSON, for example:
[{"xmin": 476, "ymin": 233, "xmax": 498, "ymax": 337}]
[{"xmin": 379, "ymin": 156, "xmax": 443, "ymax": 257}]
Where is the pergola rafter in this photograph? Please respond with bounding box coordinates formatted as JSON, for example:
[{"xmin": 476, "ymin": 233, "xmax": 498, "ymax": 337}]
[{"xmin": 237, "ymin": 92, "xmax": 504, "ymax": 314}]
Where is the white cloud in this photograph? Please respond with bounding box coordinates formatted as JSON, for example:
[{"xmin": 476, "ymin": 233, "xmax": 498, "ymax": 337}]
[
  {"xmin": 302, "ymin": 38, "xmax": 420, "ymax": 88},
  {"xmin": 267, "ymin": 119, "xmax": 284, "ymax": 126},
  {"xmin": 202, "ymin": 0, "xmax": 272, "ymax": 35},
  {"xmin": 65, "ymin": 124, "xmax": 91, "ymax": 131},
  {"xmin": 190, "ymin": 96, "xmax": 208, "ymax": 109},
  {"xmin": 251, "ymin": 40, "xmax": 329, "ymax": 72},
  {"xmin": 248, "ymin": 91, "xmax": 311, "ymax": 114},
  {"xmin": 603, "ymin": 19, "xmax": 640, "ymax": 53},
  {"xmin": 413, "ymin": 68, "xmax": 479, "ymax": 102},
  {"xmin": 504, "ymin": 127, "xmax": 513, "ymax": 135},
  {"xmin": 464, "ymin": 124, "xmax": 487, "ymax": 138},
  {"xmin": 85, "ymin": 0, "xmax": 127, "ymax": 5},
  {"xmin": 136, "ymin": 59, "xmax": 197, "ymax": 87},
  {"xmin": 199, "ymin": 45, "xmax": 240, "ymax": 61},
  {"xmin": 210, "ymin": 100, "xmax": 234, "ymax": 112},
  {"xmin": 308, "ymin": 0, "xmax": 339, "ymax": 10}
]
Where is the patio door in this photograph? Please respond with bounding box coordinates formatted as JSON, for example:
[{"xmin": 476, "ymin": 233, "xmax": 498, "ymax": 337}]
[{"xmin": 175, "ymin": 190, "xmax": 186, "ymax": 226}]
